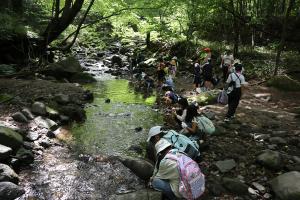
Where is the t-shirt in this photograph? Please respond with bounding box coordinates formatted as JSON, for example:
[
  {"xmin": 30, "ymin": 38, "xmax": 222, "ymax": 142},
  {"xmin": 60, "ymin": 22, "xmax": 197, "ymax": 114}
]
[
  {"xmin": 222, "ymin": 54, "xmax": 234, "ymax": 65},
  {"xmin": 226, "ymin": 72, "xmax": 246, "ymax": 93}
]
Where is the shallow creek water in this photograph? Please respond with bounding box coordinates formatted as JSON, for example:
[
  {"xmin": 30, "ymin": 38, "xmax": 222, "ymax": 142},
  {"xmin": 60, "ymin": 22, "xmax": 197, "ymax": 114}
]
[{"xmin": 17, "ymin": 74, "xmax": 163, "ymax": 200}]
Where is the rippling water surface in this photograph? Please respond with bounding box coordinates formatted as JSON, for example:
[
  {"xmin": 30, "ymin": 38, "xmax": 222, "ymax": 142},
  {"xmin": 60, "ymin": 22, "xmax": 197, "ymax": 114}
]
[{"xmin": 18, "ymin": 76, "xmax": 163, "ymax": 200}]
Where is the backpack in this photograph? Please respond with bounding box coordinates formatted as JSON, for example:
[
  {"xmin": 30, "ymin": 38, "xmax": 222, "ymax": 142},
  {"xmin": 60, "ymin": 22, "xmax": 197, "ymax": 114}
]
[
  {"xmin": 165, "ymin": 151, "xmax": 205, "ymax": 200},
  {"xmin": 163, "ymin": 130, "xmax": 200, "ymax": 160},
  {"xmin": 196, "ymin": 116, "xmax": 215, "ymax": 135},
  {"xmin": 228, "ymin": 73, "xmax": 241, "ymax": 91},
  {"xmin": 217, "ymin": 90, "xmax": 228, "ymax": 105}
]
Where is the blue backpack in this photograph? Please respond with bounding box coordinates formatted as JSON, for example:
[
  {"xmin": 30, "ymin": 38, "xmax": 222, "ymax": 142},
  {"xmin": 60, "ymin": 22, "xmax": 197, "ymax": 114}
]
[{"xmin": 163, "ymin": 130, "xmax": 200, "ymax": 160}]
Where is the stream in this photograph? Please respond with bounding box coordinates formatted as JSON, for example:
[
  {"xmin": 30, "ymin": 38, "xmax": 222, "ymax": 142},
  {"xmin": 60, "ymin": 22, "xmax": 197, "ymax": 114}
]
[{"xmin": 17, "ymin": 59, "xmax": 163, "ymax": 199}]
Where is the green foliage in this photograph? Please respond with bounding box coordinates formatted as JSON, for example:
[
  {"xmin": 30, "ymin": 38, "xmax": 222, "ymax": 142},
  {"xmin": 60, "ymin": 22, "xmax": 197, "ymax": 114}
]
[
  {"xmin": 0, "ymin": 12, "xmax": 26, "ymax": 40},
  {"xmin": 267, "ymin": 75, "xmax": 300, "ymax": 91}
]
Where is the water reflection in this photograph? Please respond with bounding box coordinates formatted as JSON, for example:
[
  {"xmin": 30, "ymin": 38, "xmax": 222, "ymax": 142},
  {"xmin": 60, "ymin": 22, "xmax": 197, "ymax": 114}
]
[{"xmin": 71, "ymin": 79, "xmax": 162, "ymax": 156}]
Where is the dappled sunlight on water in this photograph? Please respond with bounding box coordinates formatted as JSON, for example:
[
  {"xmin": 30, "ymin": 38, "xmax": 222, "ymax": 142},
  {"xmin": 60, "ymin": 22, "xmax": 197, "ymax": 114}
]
[{"xmin": 71, "ymin": 79, "xmax": 162, "ymax": 156}]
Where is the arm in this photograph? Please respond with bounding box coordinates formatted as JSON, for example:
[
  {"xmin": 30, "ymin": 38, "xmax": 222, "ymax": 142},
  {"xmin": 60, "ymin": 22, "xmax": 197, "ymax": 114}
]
[
  {"xmin": 175, "ymin": 109, "xmax": 187, "ymax": 122},
  {"xmin": 185, "ymin": 121, "xmax": 198, "ymax": 134}
]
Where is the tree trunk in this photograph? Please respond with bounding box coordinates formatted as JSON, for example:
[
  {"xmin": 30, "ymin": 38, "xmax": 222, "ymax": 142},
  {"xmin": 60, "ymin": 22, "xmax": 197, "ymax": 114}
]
[
  {"xmin": 146, "ymin": 31, "xmax": 151, "ymax": 48},
  {"xmin": 40, "ymin": 0, "xmax": 84, "ymax": 49},
  {"xmin": 274, "ymin": 0, "xmax": 295, "ymax": 75}
]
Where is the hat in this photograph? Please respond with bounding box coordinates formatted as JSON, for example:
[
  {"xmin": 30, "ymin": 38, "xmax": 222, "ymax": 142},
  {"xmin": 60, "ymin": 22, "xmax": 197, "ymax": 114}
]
[
  {"xmin": 203, "ymin": 47, "xmax": 211, "ymax": 52},
  {"xmin": 172, "ymin": 56, "xmax": 177, "ymax": 60},
  {"xmin": 147, "ymin": 126, "xmax": 162, "ymax": 142},
  {"xmin": 155, "ymin": 138, "xmax": 171, "ymax": 155}
]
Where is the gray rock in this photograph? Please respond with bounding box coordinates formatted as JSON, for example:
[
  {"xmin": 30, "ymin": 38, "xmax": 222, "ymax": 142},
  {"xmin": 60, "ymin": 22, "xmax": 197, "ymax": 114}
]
[
  {"xmin": 269, "ymin": 171, "xmax": 300, "ymax": 200},
  {"xmin": 34, "ymin": 116, "xmax": 58, "ymax": 131},
  {"xmin": 111, "ymin": 55, "xmax": 123, "ymax": 67},
  {"xmin": 41, "ymin": 56, "xmax": 83, "ymax": 79},
  {"xmin": 0, "ymin": 126, "xmax": 23, "ymax": 150},
  {"xmin": 46, "ymin": 107, "xmax": 60, "ymax": 120},
  {"xmin": 0, "ymin": 163, "xmax": 19, "ymax": 183},
  {"xmin": 21, "ymin": 108, "xmax": 34, "ymax": 120},
  {"xmin": 0, "ymin": 182, "xmax": 25, "ymax": 200},
  {"xmin": 58, "ymin": 105, "xmax": 86, "ymax": 122},
  {"xmin": 271, "ymin": 130, "xmax": 287, "ymax": 137},
  {"xmin": 39, "ymin": 138, "xmax": 52, "ymax": 148},
  {"xmin": 59, "ymin": 115, "xmax": 70, "ymax": 124},
  {"xmin": 222, "ymin": 177, "xmax": 248, "ymax": 195},
  {"xmin": 215, "ymin": 159, "xmax": 236, "ymax": 173},
  {"xmin": 0, "ymin": 144, "xmax": 12, "ymax": 161},
  {"xmin": 256, "ymin": 150, "xmax": 283, "ymax": 170},
  {"xmin": 54, "ymin": 94, "xmax": 70, "ymax": 104},
  {"xmin": 31, "ymin": 102, "xmax": 47, "ymax": 116},
  {"xmin": 26, "ymin": 131, "xmax": 40, "ymax": 141},
  {"xmin": 11, "ymin": 112, "xmax": 28, "ymax": 123},
  {"xmin": 117, "ymin": 156, "xmax": 154, "ymax": 180},
  {"xmin": 109, "ymin": 189, "xmax": 161, "ymax": 200},
  {"xmin": 269, "ymin": 137, "xmax": 287, "ymax": 145},
  {"xmin": 15, "ymin": 147, "xmax": 34, "ymax": 165}
]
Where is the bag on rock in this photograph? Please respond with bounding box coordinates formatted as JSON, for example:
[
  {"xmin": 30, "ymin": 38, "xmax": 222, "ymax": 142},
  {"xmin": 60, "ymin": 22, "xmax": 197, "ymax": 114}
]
[{"xmin": 166, "ymin": 151, "xmax": 205, "ymax": 200}]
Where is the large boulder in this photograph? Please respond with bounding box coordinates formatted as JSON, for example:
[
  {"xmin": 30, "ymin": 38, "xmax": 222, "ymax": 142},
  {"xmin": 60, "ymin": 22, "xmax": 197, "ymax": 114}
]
[
  {"xmin": 256, "ymin": 150, "xmax": 283, "ymax": 170},
  {"xmin": 0, "ymin": 144, "xmax": 12, "ymax": 161},
  {"xmin": 0, "ymin": 126, "xmax": 23, "ymax": 150},
  {"xmin": 41, "ymin": 56, "xmax": 83, "ymax": 79},
  {"xmin": 69, "ymin": 72, "xmax": 97, "ymax": 83},
  {"xmin": 0, "ymin": 182, "xmax": 25, "ymax": 200},
  {"xmin": 117, "ymin": 156, "xmax": 154, "ymax": 181},
  {"xmin": 0, "ymin": 163, "xmax": 19, "ymax": 184},
  {"xmin": 31, "ymin": 102, "xmax": 47, "ymax": 116},
  {"xmin": 269, "ymin": 171, "xmax": 300, "ymax": 200},
  {"xmin": 109, "ymin": 189, "xmax": 161, "ymax": 200},
  {"xmin": 58, "ymin": 105, "xmax": 86, "ymax": 122}
]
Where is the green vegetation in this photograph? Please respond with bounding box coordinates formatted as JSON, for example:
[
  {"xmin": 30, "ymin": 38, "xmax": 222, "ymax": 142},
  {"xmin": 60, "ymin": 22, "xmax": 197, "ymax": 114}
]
[{"xmin": 0, "ymin": 0, "xmax": 299, "ymax": 83}]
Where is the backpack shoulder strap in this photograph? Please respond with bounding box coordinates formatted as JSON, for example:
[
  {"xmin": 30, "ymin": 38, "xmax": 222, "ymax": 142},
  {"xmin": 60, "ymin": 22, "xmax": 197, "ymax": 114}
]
[{"xmin": 234, "ymin": 72, "xmax": 241, "ymax": 84}]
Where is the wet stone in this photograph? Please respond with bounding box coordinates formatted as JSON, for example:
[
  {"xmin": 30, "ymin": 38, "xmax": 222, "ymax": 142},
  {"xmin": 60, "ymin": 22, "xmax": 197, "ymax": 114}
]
[
  {"xmin": 0, "ymin": 181, "xmax": 25, "ymax": 200},
  {"xmin": 12, "ymin": 112, "xmax": 28, "ymax": 123},
  {"xmin": 215, "ymin": 159, "xmax": 236, "ymax": 173},
  {"xmin": 270, "ymin": 171, "xmax": 300, "ymax": 200},
  {"xmin": 31, "ymin": 101, "xmax": 47, "ymax": 116},
  {"xmin": 222, "ymin": 177, "xmax": 248, "ymax": 195},
  {"xmin": 256, "ymin": 150, "xmax": 283, "ymax": 170},
  {"xmin": 26, "ymin": 131, "xmax": 40, "ymax": 141},
  {"xmin": 269, "ymin": 137, "xmax": 287, "ymax": 145},
  {"xmin": 21, "ymin": 108, "xmax": 34, "ymax": 120},
  {"xmin": 0, "ymin": 163, "xmax": 19, "ymax": 184},
  {"xmin": 0, "ymin": 144, "xmax": 12, "ymax": 161}
]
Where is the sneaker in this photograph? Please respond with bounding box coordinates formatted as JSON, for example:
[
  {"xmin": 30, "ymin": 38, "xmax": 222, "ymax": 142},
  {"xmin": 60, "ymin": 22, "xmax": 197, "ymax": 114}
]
[{"xmin": 224, "ymin": 117, "xmax": 230, "ymax": 122}]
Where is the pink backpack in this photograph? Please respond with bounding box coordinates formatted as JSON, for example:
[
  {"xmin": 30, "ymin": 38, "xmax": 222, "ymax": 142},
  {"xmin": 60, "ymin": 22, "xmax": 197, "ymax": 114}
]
[{"xmin": 166, "ymin": 152, "xmax": 205, "ymax": 200}]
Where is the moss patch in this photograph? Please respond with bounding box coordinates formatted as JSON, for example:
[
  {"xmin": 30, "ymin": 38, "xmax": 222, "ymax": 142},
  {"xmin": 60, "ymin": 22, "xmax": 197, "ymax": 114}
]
[{"xmin": 267, "ymin": 75, "xmax": 300, "ymax": 91}]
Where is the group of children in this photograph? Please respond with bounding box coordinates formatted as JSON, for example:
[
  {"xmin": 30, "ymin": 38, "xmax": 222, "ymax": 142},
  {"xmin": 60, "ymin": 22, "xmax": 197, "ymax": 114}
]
[{"xmin": 143, "ymin": 48, "xmax": 248, "ymax": 199}]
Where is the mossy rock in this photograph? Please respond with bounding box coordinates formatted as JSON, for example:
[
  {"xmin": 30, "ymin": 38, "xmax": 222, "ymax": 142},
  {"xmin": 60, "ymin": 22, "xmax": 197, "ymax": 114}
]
[
  {"xmin": 0, "ymin": 64, "xmax": 16, "ymax": 75},
  {"xmin": 0, "ymin": 93, "xmax": 13, "ymax": 103},
  {"xmin": 0, "ymin": 126, "xmax": 23, "ymax": 150},
  {"xmin": 187, "ymin": 90, "xmax": 219, "ymax": 106},
  {"xmin": 69, "ymin": 72, "xmax": 97, "ymax": 83},
  {"xmin": 267, "ymin": 75, "xmax": 300, "ymax": 91}
]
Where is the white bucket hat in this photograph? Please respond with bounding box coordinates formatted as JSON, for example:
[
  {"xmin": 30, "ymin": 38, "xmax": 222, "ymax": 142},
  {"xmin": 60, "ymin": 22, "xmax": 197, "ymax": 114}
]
[
  {"xmin": 155, "ymin": 138, "xmax": 171, "ymax": 155},
  {"xmin": 147, "ymin": 126, "xmax": 162, "ymax": 142}
]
